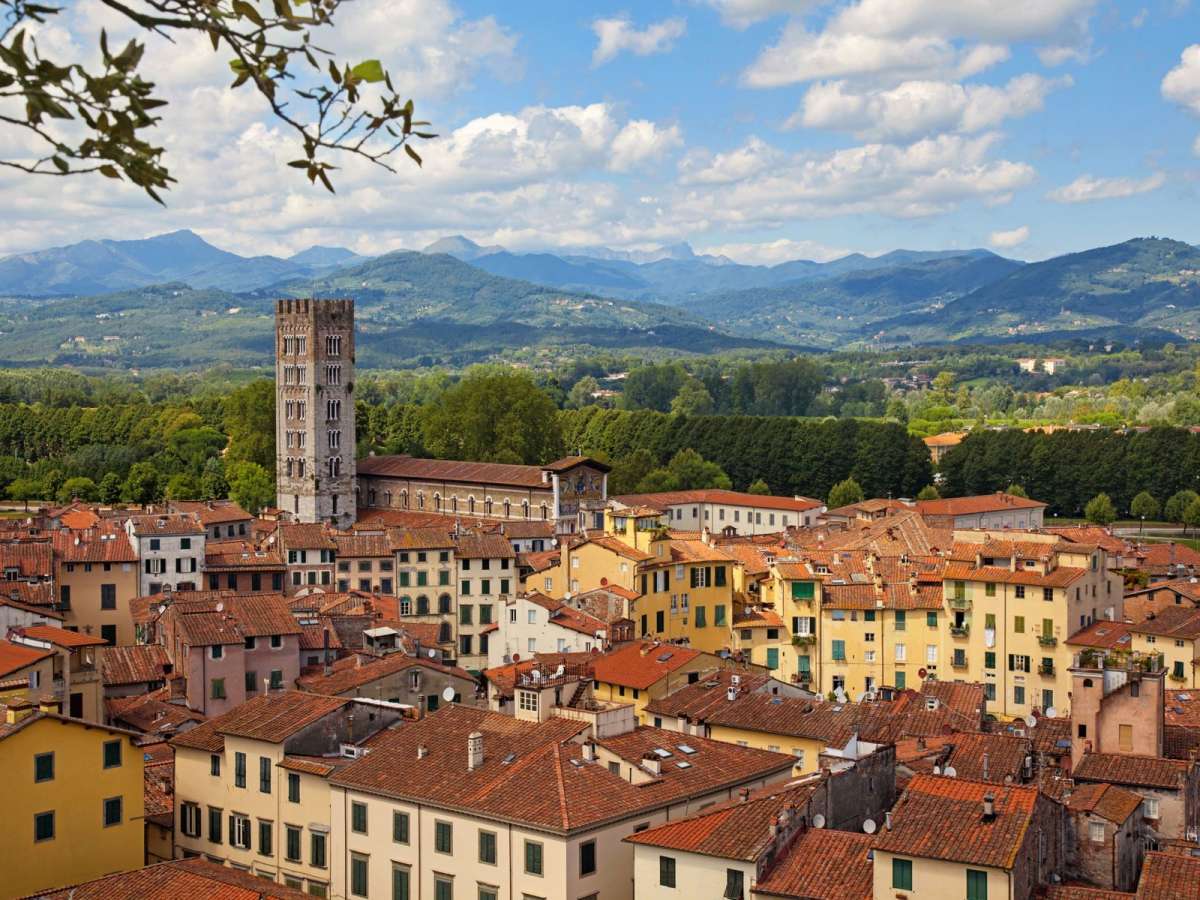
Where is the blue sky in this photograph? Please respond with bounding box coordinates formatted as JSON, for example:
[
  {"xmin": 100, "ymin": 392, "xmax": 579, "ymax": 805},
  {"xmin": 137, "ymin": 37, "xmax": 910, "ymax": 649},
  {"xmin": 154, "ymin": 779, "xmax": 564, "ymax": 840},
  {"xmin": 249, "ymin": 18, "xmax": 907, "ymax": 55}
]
[{"xmin": 2, "ymin": 0, "xmax": 1199, "ymax": 263}]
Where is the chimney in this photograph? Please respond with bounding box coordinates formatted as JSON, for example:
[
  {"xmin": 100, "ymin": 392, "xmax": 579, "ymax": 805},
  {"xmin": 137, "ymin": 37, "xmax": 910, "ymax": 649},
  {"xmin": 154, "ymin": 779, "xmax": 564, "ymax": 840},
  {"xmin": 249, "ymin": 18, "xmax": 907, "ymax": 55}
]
[
  {"xmin": 417, "ymin": 744, "xmax": 429, "ymax": 760},
  {"xmin": 642, "ymin": 753, "xmax": 661, "ymax": 776},
  {"xmin": 982, "ymin": 793, "xmax": 996, "ymax": 821},
  {"xmin": 884, "ymin": 811, "xmax": 893, "ymax": 831},
  {"xmin": 739, "ymin": 787, "xmax": 751, "ymax": 802},
  {"xmin": 582, "ymin": 742, "xmax": 596, "ymax": 762},
  {"xmin": 982, "ymin": 752, "xmax": 989, "ymax": 782},
  {"xmin": 323, "ymin": 628, "xmax": 332, "ymax": 676},
  {"xmin": 4, "ymin": 698, "xmax": 35, "ymax": 724},
  {"xmin": 467, "ymin": 731, "xmax": 484, "ymax": 771}
]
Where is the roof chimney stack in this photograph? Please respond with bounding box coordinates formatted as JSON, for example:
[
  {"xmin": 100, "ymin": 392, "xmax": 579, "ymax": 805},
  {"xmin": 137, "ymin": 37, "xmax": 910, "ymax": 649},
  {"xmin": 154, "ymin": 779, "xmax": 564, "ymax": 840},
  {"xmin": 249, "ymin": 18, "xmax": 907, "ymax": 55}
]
[
  {"xmin": 417, "ymin": 744, "xmax": 429, "ymax": 760},
  {"xmin": 467, "ymin": 731, "xmax": 484, "ymax": 771},
  {"xmin": 982, "ymin": 793, "xmax": 996, "ymax": 821}
]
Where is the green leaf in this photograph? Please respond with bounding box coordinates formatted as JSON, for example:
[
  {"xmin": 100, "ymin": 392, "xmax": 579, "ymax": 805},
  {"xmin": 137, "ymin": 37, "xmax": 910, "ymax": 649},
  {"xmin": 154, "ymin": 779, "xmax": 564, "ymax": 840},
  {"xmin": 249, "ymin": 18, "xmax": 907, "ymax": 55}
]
[
  {"xmin": 350, "ymin": 59, "xmax": 384, "ymax": 83},
  {"xmin": 404, "ymin": 144, "xmax": 422, "ymax": 167},
  {"xmin": 99, "ymin": 165, "xmax": 120, "ymax": 179},
  {"xmin": 328, "ymin": 60, "xmax": 341, "ymax": 85},
  {"xmin": 51, "ymin": 156, "xmax": 68, "ymax": 174},
  {"xmin": 232, "ymin": 0, "xmax": 265, "ymax": 27}
]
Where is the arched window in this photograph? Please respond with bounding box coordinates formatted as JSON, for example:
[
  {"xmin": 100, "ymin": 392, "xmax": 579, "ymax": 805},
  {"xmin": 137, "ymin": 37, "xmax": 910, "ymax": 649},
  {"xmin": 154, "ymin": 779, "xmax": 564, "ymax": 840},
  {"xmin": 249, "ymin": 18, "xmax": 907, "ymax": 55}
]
[
  {"xmin": 468, "ymin": 496, "xmax": 476, "ymax": 515},
  {"xmin": 485, "ymin": 498, "xmax": 493, "ymax": 516},
  {"xmin": 503, "ymin": 500, "xmax": 511, "ymax": 518},
  {"xmin": 384, "ymin": 490, "xmax": 392, "ymax": 507},
  {"xmin": 438, "ymin": 594, "xmax": 452, "ymax": 614},
  {"xmin": 434, "ymin": 493, "xmax": 441, "ymax": 512},
  {"xmin": 438, "ymin": 621, "xmax": 451, "ymax": 643},
  {"xmin": 452, "ymin": 496, "xmax": 458, "ymax": 513},
  {"xmin": 540, "ymin": 503, "xmax": 549, "ymax": 520},
  {"xmin": 522, "ymin": 500, "xmax": 530, "ymax": 519},
  {"xmin": 368, "ymin": 488, "xmax": 376, "ymax": 505},
  {"xmin": 417, "ymin": 492, "xmax": 425, "ymax": 510},
  {"xmin": 399, "ymin": 596, "xmax": 412, "ymax": 616},
  {"xmin": 416, "ymin": 595, "xmax": 430, "ymax": 615},
  {"xmin": 401, "ymin": 490, "xmax": 409, "ymax": 510}
]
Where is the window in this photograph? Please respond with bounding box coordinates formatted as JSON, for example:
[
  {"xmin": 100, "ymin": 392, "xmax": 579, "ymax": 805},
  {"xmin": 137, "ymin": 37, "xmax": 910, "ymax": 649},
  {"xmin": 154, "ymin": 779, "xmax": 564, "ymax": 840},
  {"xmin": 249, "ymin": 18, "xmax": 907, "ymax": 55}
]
[
  {"xmin": 1089, "ymin": 821, "xmax": 1105, "ymax": 843},
  {"xmin": 832, "ymin": 639, "xmax": 846, "ymax": 661},
  {"xmin": 1119, "ymin": 724, "xmax": 1133, "ymax": 752},
  {"xmin": 311, "ymin": 831, "xmax": 327, "ymax": 868},
  {"xmin": 985, "ymin": 651, "xmax": 996, "ymax": 669},
  {"xmin": 35, "ymin": 752, "xmax": 54, "ymax": 782},
  {"xmin": 1015, "ymin": 585, "xmax": 1026, "ymax": 599},
  {"xmin": 392, "ymin": 865, "xmax": 411, "ymax": 900},
  {"xmin": 211, "ymin": 678, "xmax": 227, "ymax": 700},
  {"xmin": 103, "ymin": 740, "xmax": 122, "ymax": 769},
  {"xmin": 234, "ymin": 752, "xmax": 246, "ymax": 788},
  {"xmin": 927, "ymin": 611, "xmax": 937, "ymax": 627},
  {"xmin": 892, "ymin": 858, "xmax": 913, "ymax": 891},
  {"xmin": 230, "ymin": 814, "xmax": 250, "ymax": 849},
  {"xmin": 260, "ymin": 757, "xmax": 272, "ymax": 793},
  {"xmin": 259, "ymin": 820, "xmax": 273, "ymax": 856},
  {"xmin": 659, "ymin": 855, "xmax": 677, "ymax": 887},
  {"xmin": 208, "ymin": 806, "xmax": 222, "ymax": 843},
  {"xmin": 103, "ymin": 796, "xmax": 122, "ymax": 827},
  {"xmin": 580, "ymin": 839, "xmax": 596, "ymax": 876},
  {"xmin": 435, "ymin": 820, "xmax": 453, "ymax": 853},
  {"xmin": 966, "ymin": 869, "xmax": 988, "ymax": 900},
  {"xmin": 34, "ymin": 810, "xmax": 55, "ymax": 842},
  {"xmin": 724, "ymin": 869, "xmax": 744, "ymax": 900},
  {"xmin": 288, "ymin": 772, "xmax": 300, "ymax": 803},
  {"xmin": 1014, "ymin": 615, "xmax": 1025, "ymax": 634},
  {"xmin": 1144, "ymin": 797, "xmax": 1160, "ymax": 819},
  {"xmin": 351, "ymin": 801, "xmax": 368, "ymax": 834},
  {"xmin": 100, "ymin": 583, "xmax": 117, "ymax": 610},
  {"xmin": 351, "ymin": 853, "xmax": 369, "ymax": 898},
  {"xmin": 286, "ymin": 825, "xmax": 301, "ymax": 861},
  {"xmin": 181, "ymin": 802, "xmax": 201, "ymax": 837},
  {"xmin": 434, "ymin": 876, "xmax": 453, "ymax": 900},
  {"xmin": 525, "ymin": 840, "xmax": 543, "ymax": 876},
  {"xmin": 1014, "ymin": 686, "xmax": 1026, "ymax": 705},
  {"xmin": 895, "ymin": 643, "xmax": 907, "ymax": 662},
  {"xmin": 479, "ymin": 829, "xmax": 497, "ymax": 864},
  {"xmin": 478, "ymin": 889, "xmax": 496, "ymax": 900}
]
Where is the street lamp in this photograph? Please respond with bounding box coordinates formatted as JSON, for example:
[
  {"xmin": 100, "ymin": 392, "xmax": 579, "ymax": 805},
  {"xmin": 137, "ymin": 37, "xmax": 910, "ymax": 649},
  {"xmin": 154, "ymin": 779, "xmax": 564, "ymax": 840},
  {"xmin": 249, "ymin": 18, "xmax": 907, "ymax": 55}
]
[{"xmin": 1141, "ymin": 515, "xmax": 1146, "ymax": 537}]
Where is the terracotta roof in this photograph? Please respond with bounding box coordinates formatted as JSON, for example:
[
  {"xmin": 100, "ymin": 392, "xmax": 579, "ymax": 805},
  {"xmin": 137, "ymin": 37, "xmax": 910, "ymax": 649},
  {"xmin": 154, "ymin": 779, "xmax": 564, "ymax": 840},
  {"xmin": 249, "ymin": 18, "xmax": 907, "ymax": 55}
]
[
  {"xmin": 276, "ymin": 522, "xmax": 337, "ymax": 550},
  {"xmin": 754, "ymin": 827, "xmax": 876, "ymax": 899},
  {"xmin": 614, "ymin": 489, "xmax": 823, "ymax": 513},
  {"xmin": 482, "ymin": 653, "xmax": 595, "ymax": 699},
  {"xmin": 1067, "ymin": 620, "xmax": 1134, "ymax": 650},
  {"xmin": 453, "ymin": 532, "xmax": 516, "ymax": 559},
  {"xmin": 623, "ymin": 781, "xmax": 821, "ymax": 860},
  {"xmin": 1166, "ymin": 690, "xmax": 1200, "ymax": 728},
  {"xmin": 732, "ymin": 608, "xmax": 784, "ymax": 627},
  {"xmin": 51, "ymin": 529, "xmax": 137, "ymax": 563},
  {"xmin": 585, "ymin": 533, "xmax": 653, "ymax": 563},
  {"xmin": 916, "ymin": 493, "xmax": 1046, "ymax": 516},
  {"xmin": 170, "ymin": 500, "xmax": 252, "ymax": 525},
  {"xmin": 1074, "ymin": 752, "xmax": 1189, "ymax": 790},
  {"xmin": 923, "ymin": 431, "xmax": 967, "ymax": 447},
  {"xmin": 0, "ymin": 639, "xmax": 52, "ymax": 678},
  {"xmin": 277, "ymin": 754, "xmax": 355, "ymax": 777},
  {"xmin": 297, "ymin": 622, "xmax": 344, "ymax": 651},
  {"xmin": 334, "ymin": 533, "xmax": 393, "ymax": 558},
  {"xmin": 389, "ymin": 526, "xmax": 456, "ymax": 550},
  {"xmin": 172, "ymin": 691, "xmax": 348, "ymax": 751},
  {"xmin": 0, "ymin": 593, "xmax": 62, "ymax": 620},
  {"xmin": 30, "ymin": 857, "xmax": 312, "ymax": 899},
  {"xmin": 1043, "ymin": 886, "xmax": 1135, "ymax": 900},
  {"xmin": 1066, "ymin": 781, "xmax": 1143, "ymax": 824},
  {"xmin": 1164, "ymin": 724, "xmax": 1200, "ymax": 760},
  {"xmin": 107, "ymin": 691, "xmax": 206, "ymax": 736},
  {"xmin": 296, "ymin": 652, "xmax": 474, "ymax": 696},
  {"xmin": 943, "ymin": 732, "xmax": 1032, "ymax": 783},
  {"xmin": 591, "ymin": 641, "xmax": 707, "ymax": 690},
  {"xmin": 333, "ymin": 705, "xmax": 790, "ymax": 833},
  {"xmin": 102, "ymin": 644, "xmax": 170, "ymax": 686},
  {"xmin": 523, "ymin": 592, "xmax": 609, "ymax": 637},
  {"xmin": 943, "ymin": 560, "xmax": 1086, "ymax": 588},
  {"xmin": 873, "ymin": 774, "xmax": 1040, "ymax": 869},
  {"xmin": 1047, "ymin": 526, "xmax": 1130, "ymax": 555},
  {"xmin": 1129, "ymin": 606, "xmax": 1200, "ymax": 639},
  {"xmin": 519, "ymin": 549, "xmax": 559, "ymax": 573},
  {"xmin": 497, "ymin": 520, "xmax": 556, "ymax": 539},
  {"xmin": 13, "ymin": 623, "xmax": 107, "ymax": 648},
  {"xmin": 126, "ymin": 513, "xmax": 204, "ymax": 536},
  {"xmin": 1136, "ymin": 542, "xmax": 1200, "ymax": 570},
  {"xmin": 0, "ymin": 581, "xmax": 54, "ymax": 608},
  {"xmin": 0, "ymin": 540, "xmax": 52, "ymax": 577},
  {"xmin": 1137, "ymin": 851, "xmax": 1200, "ymax": 900},
  {"xmin": 666, "ymin": 539, "xmax": 738, "ymax": 565},
  {"xmin": 203, "ymin": 541, "xmax": 283, "ymax": 570},
  {"xmin": 643, "ymin": 669, "xmax": 775, "ymax": 719},
  {"xmin": 704, "ymin": 693, "xmax": 865, "ymax": 746},
  {"xmin": 357, "ymin": 454, "xmax": 551, "ymax": 489},
  {"xmin": 542, "ymin": 455, "xmax": 610, "ymax": 473},
  {"xmin": 168, "ymin": 592, "xmax": 302, "ymax": 645}
]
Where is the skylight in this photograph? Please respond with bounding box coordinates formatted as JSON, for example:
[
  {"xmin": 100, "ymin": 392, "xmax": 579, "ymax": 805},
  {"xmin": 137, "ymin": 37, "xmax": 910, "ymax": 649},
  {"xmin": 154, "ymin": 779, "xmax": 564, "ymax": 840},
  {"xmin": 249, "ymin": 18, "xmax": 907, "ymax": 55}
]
[
  {"xmin": 676, "ymin": 761, "xmax": 692, "ymax": 769},
  {"xmin": 653, "ymin": 747, "xmax": 673, "ymax": 758},
  {"xmin": 677, "ymin": 744, "xmax": 696, "ymax": 755}
]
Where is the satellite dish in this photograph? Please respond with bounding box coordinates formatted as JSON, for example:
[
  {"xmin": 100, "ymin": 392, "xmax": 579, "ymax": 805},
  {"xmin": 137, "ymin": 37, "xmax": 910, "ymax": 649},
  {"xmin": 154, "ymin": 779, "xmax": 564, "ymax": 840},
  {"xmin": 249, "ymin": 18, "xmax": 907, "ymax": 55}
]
[
  {"xmin": 933, "ymin": 765, "xmax": 941, "ymax": 775},
  {"xmin": 427, "ymin": 648, "xmax": 437, "ymax": 659},
  {"xmin": 834, "ymin": 688, "xmax": 846, "ymax": 702},
  {"xmin": 215, "ymin": 601, "xmax": 225, "ymax": 613},
  {"xmin": 1024, "ymin": 714, "xmax": 1037, "ymax": 728},
  {"xmin": 442, "ymin": 686, "xmax": 456, "ymax": 702},
  {"xmin": 944, "ymin": 766, "xmax": 957, "ymax": 778},
  {"xmin": 1045, "ymin": 706, "xmax": 1058, "ymax": 719},
  {"xmin": 157, "ymin": 605, "xmax": 166, "ymax": 615},
  {"xmin": 855, "ymin": 692, "xmax": 867, "ymax": 702},
  {"xmin": 812, "ymin": 814, "xmax": 826, "ymax": 829},
  {"xmin": 862, "ymin": 819, "xmax": 877, "ymax": 835}
]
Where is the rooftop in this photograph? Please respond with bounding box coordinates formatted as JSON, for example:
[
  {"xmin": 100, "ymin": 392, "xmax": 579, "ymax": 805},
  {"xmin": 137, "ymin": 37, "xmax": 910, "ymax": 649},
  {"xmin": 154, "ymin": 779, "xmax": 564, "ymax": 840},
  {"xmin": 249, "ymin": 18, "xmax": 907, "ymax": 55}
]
[
  {"xmin": 754, "ymin": 827, "xmax": 876, "ymax": 900},
  {"xmin": 613, "ymin": 489, "xmax": 823, "ymax": 514},
  {"xmin": 172, "ymin": 691, "xmax": 349, "ymax": 752},
  {"xmin": 591, "ymin": 640, "xmax": 707, "ymax": 690},
  {"xmin": 29, "ymin": 857, "xmax": 312, "ymax": 900},
  {"xmin": 296, "ymin": 652, "xmax": 474, "ymax": 696},
  {"xmin": 1073, "ymin": 752, "xmax": 1188, "ymax": 790},
  {"xmin": 916, "ymin": 492, "xmax": 1047, "ymax": 516}
]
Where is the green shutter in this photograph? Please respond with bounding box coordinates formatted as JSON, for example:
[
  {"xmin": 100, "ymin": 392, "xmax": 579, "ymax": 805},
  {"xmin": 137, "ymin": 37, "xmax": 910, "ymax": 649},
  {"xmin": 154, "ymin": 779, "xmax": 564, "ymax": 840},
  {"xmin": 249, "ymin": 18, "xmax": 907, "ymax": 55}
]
[
  {"xmin": 766, "ymin": 647, "xmax": 779, "ymax": 669},
  {"xmin": 967, "ymin": 869, "xmax": 988, "ymax": 900},
  {"xmin": 892, "ymin": 858, "xmax": 913, "ymax": 890}
]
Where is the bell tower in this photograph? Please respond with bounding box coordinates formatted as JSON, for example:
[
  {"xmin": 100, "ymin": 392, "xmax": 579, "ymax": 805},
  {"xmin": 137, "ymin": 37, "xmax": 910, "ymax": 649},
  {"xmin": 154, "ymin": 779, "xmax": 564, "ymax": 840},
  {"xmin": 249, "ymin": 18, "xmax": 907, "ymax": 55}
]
[{"xmin": 275, "ymin": 298, "xmax": 356, "ymax": 528}]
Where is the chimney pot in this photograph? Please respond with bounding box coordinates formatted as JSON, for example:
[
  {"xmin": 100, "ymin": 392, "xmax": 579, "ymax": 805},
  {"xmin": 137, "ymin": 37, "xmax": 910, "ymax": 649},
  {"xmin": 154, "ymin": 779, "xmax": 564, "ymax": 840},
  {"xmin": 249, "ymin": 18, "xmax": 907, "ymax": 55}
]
[
  {"xmin": 983, "ymin": 793, "xmax": 996, "ymax": 820},
  {"xmin": 417, "ymin": 744, "xmax": 428, "ymax": 760},
  {"xmin": 467, "ymin": 730, "xmax": 484, "ymax": 771}
]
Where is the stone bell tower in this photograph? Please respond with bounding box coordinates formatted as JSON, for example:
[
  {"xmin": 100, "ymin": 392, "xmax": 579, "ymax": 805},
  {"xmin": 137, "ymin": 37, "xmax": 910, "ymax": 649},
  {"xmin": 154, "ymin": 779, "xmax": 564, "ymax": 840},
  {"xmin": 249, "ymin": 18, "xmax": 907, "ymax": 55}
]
[{"xmin": 275, "ymin": 298, "xmax": 356, "ymax": 528}]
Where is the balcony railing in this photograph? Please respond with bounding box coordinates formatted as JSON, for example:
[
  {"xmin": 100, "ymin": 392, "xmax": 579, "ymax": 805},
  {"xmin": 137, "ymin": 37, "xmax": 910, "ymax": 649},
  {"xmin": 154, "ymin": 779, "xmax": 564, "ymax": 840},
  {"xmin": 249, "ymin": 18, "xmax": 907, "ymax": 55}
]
[
  {"xmin": 1038, "ymin": 635, "xmax": 1058, "ymax": 648},
  {"xmin": 949, "ymin": 596, "xmax": 970, "ymax": 610},
  {"xmin": 951, "ymin": 657, "xmax": 968, "ymax": 669},
  {"xmin": 1038, "ymin": 664, "xmax": 1055, "ymax": 676},
  {"xmin": 791, "ymin": 635, "xmax": 815, "ymax": 647},
  {"xmin": 950, "ymin": 625, "xmax": 969, "ymax": 638}
]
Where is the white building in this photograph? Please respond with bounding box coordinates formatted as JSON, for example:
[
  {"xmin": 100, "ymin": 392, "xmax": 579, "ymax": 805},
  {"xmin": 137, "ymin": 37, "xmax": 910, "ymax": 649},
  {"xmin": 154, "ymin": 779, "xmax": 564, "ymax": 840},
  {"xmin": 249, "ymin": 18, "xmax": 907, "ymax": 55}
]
[
  {"xmin": 486, "ymin": 591, "xmax": 608, "ymax": 668},
  {"xmin": 612, "ymin": 489, "xmax": 824, "ymax": 535},
  {"xmin": 125, "ymin": 513, "xmax": 206, "ymax": 596}
]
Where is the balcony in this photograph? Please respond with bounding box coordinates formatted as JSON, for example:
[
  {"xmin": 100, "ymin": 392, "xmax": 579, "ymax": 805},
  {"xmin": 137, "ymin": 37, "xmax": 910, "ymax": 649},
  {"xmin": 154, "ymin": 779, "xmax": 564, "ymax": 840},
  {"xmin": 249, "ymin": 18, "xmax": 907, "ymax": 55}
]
[
  {"xmin": 949, "ymin": 596, "xmax": 970, "ymax": 610},
  {"xmin": 1038, "ymin": 664, "xmax": 1055, "ymax": 676},
  {"xmin": 791, "ymin": 635, "xmax": 815, "ymax": 647},
  {"xmin": 1038, "ymin": 635, "xmax": 1058, "ymax": 648},
  {"xmin": 950, "ymin": 625, "xmax": 969, "ymax": 638},
  {"xmin": 951, "ymin": 657, "xmax": 968, "ymax": 669}
]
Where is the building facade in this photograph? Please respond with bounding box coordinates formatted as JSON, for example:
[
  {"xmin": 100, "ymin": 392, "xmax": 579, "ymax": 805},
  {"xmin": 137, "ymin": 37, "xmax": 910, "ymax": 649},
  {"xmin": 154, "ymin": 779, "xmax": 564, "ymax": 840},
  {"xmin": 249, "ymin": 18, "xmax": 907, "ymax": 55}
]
[{"xmin": 275, "ymin": 298, "xmax": 356, "ymax": 529}]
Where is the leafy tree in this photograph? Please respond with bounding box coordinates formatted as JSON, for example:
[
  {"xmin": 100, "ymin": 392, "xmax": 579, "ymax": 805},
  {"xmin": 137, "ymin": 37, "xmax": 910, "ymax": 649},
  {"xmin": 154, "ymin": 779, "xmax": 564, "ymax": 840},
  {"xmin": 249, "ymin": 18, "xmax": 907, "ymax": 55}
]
[
  {"xmin": 223, "ymin": 380, "xmax": 275, "ymax": 469},
  {"xmin": 1084, "ymin": 493, "xmax": 1117, "ymax": 526},
  {"xmin": 747, "ymin": 478, "xmax": 770, "ymax": 495},
  {"xmin": 1005, "ymin": 484, "xmax": 1028, "ymax": 498},
  {"xmin": 164, "ymin": 473, "xmax": 203, "ymax": 501},
  {"xmin": 1130, "ymin": 491, "xmax": 1161, "ymax": 522},
  {"xmin": 167, "ymin": 426, "xmax": 227, "ymax": 472},
  {"xmin": 885, "ymin": 397, "xmax": 908, "ymax": 423},
  {"xmin": 916, "ymin": 484, "xmax": 940, "ymax": 500},
  {"xmin": 664, "ymin": 448, "xmax": 731, "ymax": 491},
  {"xmin": 566, "ymin": 376, "xmax": 600, "ymax": 410},
  {"xmin": 6, "ymin": 476, "xmax": 41, "ymax": 500},
  {"xmin": 608, "ymin": 449, "xmax": 656, "ymax": 496},
  {"xmin": 121, "ymin": 461, "xmax": 160, "ymax": 504},
  {"xmin": 621, "ymin": 364, "xmax": 686, "ymax": 413},
  {"xmin": 421, "ymin": 368, "xmax": 562, "ymax": 465},
  {"xmin": 1166, "ymin": 490, "xmax": 1200, "ymax": 526},
  {"xmin": 226, "ymin": 461, "xmax": 274, "ymax": 515},
  {"xmin": 670, "ymin": 380, "xmax": 715, "ymax": 417},
  {"xmin": 0, "ymin": 454, "xmax": 23, "ymax": 493},
  {"xmin": 827, "ymin": 477, "xmax": 864, "ymax": 509},
  {"xmin": 1185, "ymin": 498, "xmax": 1200, "ymax": 536},
  {"xmin": 0, "ymin": 0, "xmax": 433, "ymax": 198},
  {"xmin": 98, "ymin": 471, "xmax": 123, "ymax": 504},
  {"xmin": 57, "ymin": 476, "xmax": 97, "ymax": 503},
  {"xmin": 200, "ymin": 458, "xmax": 229, "ymax": 501}
]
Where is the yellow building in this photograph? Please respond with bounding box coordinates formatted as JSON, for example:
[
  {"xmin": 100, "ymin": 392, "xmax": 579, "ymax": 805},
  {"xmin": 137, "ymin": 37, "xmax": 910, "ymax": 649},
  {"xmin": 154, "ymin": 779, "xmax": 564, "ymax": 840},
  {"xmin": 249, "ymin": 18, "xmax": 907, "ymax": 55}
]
[
  {"xmin": 591, "ymin": 640, "xmax": 725, "ymax": 724},
  {"xmin": 1128, "ymin": 607, "xmax": 1200, "ymax": 688},
  {"xmin": 172, "ymin": 691, "xmax": 405, "ymax": 897},
  {"xmin": 0, "ymin": 700, "xmax": 145, "ymax": 897},
  {"xmin": 943, "ymin": 535, "xmax": 1123, "ymax": 718},
  {"xmin": 7, "ymin": 623, "xmax": 107, "ymax": 722},
  {"xmin": 53, "ymin": 528, "xmax": 140, "ymax": 646}
]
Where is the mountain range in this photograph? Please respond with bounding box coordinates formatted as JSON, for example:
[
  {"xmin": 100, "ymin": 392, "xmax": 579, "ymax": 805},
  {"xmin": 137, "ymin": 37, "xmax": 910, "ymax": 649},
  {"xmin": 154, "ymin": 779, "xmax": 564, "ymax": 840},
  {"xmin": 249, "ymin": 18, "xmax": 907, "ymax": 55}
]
[{"xmin": 0, "ymin": 230, "xmax": 1198, "ymax": 368}]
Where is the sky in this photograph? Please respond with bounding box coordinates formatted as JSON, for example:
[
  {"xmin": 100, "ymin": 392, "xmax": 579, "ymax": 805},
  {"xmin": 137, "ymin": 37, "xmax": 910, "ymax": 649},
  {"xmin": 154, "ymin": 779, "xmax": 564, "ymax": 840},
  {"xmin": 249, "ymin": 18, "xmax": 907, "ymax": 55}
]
[{"xmin": 2, "ymin": 0, "xmax": 1199, "ymax": 264}]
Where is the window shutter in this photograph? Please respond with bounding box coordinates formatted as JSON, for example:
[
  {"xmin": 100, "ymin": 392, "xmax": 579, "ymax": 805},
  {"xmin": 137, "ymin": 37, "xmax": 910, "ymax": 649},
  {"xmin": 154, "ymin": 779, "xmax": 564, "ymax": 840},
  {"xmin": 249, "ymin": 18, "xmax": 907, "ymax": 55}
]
[{"xmin": 1008, "ymin": 654, "xmax": 1015, "ymax": 671}]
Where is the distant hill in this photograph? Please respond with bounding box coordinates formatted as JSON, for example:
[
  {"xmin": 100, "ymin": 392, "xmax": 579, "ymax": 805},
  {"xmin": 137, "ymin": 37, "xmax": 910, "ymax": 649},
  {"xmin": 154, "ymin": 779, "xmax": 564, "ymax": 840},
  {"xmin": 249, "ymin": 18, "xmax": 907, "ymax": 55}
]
[
  {"xmin": 873, "ymin": 238, "xmax": 1200, "ymax": 345},
  {"xmin": 0, "ymin": 230, "xmax": 364, "ymax": 296}
]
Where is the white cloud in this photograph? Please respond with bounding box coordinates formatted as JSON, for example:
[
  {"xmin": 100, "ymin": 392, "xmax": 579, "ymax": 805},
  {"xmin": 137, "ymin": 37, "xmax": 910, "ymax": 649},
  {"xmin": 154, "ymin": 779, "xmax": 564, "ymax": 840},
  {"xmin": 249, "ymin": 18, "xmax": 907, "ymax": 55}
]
[
  {"xmin": 609, "ymin": 121, "xmax": 684, "ymax": 172},
  {"xmin": 700, "ymin": 0, "xmax": 824, "ymax": 29},
  {"xmin": 1163, "ymin": 45, "xmax": 1200, "ymax": 116},
  {"xmin": 1046, "ymin": 172, "xmax": 1166, "ymax": 203},
  {"xmin": 591, "ymin": 16, "xmax": 686, "ymax": 66},
  {"xmin": 678, "ymin": 137, "xmax": 784, "ymax": 185},
  {"xmin": 699, "ymin": 237, "xmax": 853, "ymax": 264},
  {"xmin": 832, "ymin": 0, "xmax": 1097, "ymax": 42},
  {"xmin": 792, "ymin": 73, "xmax": 1071, "ymax": 140},
  {"xmin": 1194, "ymin": 133, "xmax": 1200, "ymax": 156},
  {"xmin": 989, "ymin": 225, "xmax": 1030, "ymax": 248},
  {"xmin": 1037, "ymin": 43, "xmax": 1092, "ymax": 66}
]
